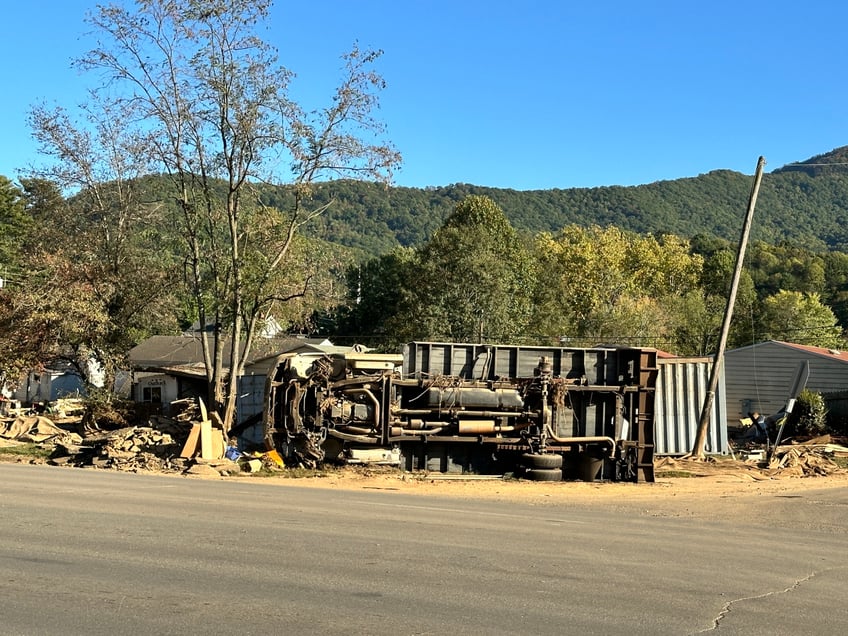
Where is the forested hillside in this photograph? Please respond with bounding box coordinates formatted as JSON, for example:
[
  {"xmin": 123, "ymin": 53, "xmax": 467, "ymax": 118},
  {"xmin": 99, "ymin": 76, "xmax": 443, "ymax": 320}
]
[{"xmin": 270, "ymin": 147, "xmax": 848, "ymax": 255}]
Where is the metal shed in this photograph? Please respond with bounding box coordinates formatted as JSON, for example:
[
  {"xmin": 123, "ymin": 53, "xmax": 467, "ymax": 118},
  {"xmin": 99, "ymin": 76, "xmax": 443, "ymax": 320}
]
[{"xmin": 725, "ymin": 340, "xmax": 848, "ymax": 422}]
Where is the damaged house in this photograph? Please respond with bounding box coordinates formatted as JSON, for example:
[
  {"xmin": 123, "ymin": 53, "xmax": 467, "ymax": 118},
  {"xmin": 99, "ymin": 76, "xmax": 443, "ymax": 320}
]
[
  {"xmin": 9, "ymin": 356, "xmax": 123, "ymax": 405},
  {"xmin": 12, "ymin": 360, "xmax": 89, "ymax": 404},
  {"xmin": 128, "ymin": 334, "xmax": 354, "ymax": 443}
]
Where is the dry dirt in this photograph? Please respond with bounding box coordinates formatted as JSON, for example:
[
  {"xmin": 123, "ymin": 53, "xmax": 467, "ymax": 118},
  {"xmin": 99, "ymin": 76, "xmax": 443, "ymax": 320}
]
[{"xmin": 228, "ymin": 458, "xmax": 848, "ymax": 530}]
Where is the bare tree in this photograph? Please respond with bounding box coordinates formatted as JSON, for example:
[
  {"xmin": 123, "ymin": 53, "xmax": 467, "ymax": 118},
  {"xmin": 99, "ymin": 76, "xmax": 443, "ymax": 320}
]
[{"xmin": 69, "ymin": 0, "xmax": 400, "ymax": 427}]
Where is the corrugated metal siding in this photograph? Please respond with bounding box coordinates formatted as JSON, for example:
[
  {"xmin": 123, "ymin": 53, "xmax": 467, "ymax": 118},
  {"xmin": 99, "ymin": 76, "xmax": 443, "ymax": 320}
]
[
  {"xmin": 654, "ymin": 357, "xmax": 728, "ymax": 455},
  {"xmin": 725, "ymin": 342, "xmax": 848, "ymax": 422}
]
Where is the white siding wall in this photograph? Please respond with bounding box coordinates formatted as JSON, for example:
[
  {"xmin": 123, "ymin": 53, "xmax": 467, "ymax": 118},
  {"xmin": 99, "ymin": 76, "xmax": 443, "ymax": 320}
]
[
  {"xmin": 135, "ymin": 374, "xmax": 179, "ymax": 406},
  {"xmin": 13, "ymin": 370, "xmax": 85, "ymax": 403}
]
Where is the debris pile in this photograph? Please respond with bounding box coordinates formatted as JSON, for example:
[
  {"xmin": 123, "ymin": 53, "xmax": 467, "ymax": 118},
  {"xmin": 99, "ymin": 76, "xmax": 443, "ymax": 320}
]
[
  {"xmin": 37, "ymin": 398, "xmax": 282, "ymax": 476},
  {"xmin": 765, "ymin": 435, "xmax": 848, "ymax": 477},
  {"xmin": 654, "ymin": 455, "xmax": 768, "ymax": 479},
  {"xmin": 767, "ymin": 446, "xmax": 840, "ymax": 476},
  {"xmin": 49, "ymin": 425, "xmax": 187, "ymax": 473},
  {"xmin": 655, "ymin": 436, "xmax": 847, "ymax": 480},
  {"xmin": 1, "ymin": 398, "xmax": 260, "ymax": 475},
  {"xmin": 164, "ymin": 398, "xmax": 202, "ymax": 425},
  {"xmin": 1, "ymin": 415, "xmax": 81, "ymax": 445}
]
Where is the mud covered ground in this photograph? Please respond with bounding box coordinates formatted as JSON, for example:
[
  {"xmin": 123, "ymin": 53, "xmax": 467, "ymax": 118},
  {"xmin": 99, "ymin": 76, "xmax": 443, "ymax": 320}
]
[{"xmin": 224, "ymin": 457, "xmax": 848, "ymax": 532}]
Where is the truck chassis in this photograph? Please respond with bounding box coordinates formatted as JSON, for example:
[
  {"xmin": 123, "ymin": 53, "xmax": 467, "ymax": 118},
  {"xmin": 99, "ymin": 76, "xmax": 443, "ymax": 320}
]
[{"xmin": 263, "ymin": 341, "xmax": 657, "ymax": 482}]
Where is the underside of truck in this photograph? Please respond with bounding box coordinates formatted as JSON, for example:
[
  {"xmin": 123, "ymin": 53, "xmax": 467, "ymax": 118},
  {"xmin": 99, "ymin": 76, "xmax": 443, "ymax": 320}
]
[{"xmin": 264, "ymin": 341, "xmax": 657, "ymax": 482}]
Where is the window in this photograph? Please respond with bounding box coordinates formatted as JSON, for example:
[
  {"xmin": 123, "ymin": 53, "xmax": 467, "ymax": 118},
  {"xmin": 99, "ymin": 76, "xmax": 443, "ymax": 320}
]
[{"xmin": 142, "ymin": 386, "xmax": 162, "ymax": 403}]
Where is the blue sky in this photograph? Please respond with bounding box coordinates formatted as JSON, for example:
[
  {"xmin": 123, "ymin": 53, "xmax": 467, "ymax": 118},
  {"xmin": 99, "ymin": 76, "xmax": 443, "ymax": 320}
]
[{"xmin": 2, "ymin": 0, "xmax": 846, "ymax": 190}]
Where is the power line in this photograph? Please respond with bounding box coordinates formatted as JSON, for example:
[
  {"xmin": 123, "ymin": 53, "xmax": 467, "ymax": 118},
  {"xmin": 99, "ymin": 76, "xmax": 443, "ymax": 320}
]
[{"xmin": 784, "ymin": 162, "xmax": 848, "ymax": 166}]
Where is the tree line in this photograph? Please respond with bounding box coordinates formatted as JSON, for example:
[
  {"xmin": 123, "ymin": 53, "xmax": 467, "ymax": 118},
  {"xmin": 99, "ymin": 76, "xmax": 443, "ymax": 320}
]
[
  {"xmin": 245, "ymin": 151, "xmax": 848, "ymax": 258},
  {"xmin": 326, "ymin": 195, "xmax": 845, "ymax": 354}
]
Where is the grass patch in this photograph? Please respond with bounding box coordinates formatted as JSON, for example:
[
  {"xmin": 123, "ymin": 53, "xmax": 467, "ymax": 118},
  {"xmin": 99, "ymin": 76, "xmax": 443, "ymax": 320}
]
[
  {"xmin": 655, "ymin": 470, "xmax": 697, "ymax": 478},
  {"xmin": 280, "ymin": 467, "xmax": 329, "ymax": 479},
  {"xmin": 0, "ymin": 443, "xmax": 53, "ymax": 460},
  {"xmin": 832, "ymin": 456, "xmax": 848, "ymax": 470},
  {"xmin": 243, "ymin": 466, "xmax": 329, "ymax": 479}
]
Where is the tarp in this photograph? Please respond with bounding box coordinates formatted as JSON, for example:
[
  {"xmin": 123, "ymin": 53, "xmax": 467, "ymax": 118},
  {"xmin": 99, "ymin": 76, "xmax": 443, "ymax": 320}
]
[{"xmin": 0, "ymin": 416, "xmax": 73, "ymax": 443}]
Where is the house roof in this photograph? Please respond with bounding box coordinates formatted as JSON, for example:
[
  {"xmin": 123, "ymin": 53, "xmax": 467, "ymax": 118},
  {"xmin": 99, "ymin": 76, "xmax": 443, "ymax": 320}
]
[
  {"xmin": 128, "ymin": 335, "xmax": 334, "ymax": 372},
  {"xmin": 772, "ymin": 340, "xmax": 848, "ymax": 363},
  {"xmin": 729, "ymin": 340, "xmax": 848, "ymax": 364}
]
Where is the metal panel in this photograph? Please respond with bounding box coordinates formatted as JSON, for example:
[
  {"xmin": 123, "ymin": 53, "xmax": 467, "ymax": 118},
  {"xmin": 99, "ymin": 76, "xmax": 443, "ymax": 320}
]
[
  {"xmin": 235, "ymin": 373, "xmax": 268, "ymax": 445},
  {"xmin": 654, "ymin": 357, "xmax": 728, "ymax": 455},
  {"xmin": 403, "ymin": 341, "xmax": 634, "ymax": 384}
]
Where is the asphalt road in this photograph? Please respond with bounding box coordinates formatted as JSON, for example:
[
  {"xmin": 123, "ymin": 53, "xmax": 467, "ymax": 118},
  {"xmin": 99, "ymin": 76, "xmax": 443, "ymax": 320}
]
[{"xmin": 1, "ymin": 464, "xmax": 846, "ymax": 635}]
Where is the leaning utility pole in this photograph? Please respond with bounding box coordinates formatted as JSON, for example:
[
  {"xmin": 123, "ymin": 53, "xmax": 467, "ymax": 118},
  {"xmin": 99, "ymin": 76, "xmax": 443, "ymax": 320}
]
[{"xmin": 689, "ymin": 156, "xmax": 766, "ymax": 459}]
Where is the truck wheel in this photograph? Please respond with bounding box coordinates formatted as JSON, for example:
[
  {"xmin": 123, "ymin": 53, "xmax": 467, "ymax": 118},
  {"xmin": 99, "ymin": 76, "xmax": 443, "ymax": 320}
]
[
  {"xmin": 521, "ymin": 453, "xmax": 563, "ymax": 469},
  {"xmin": 525, "ymin": 468, "xmax": 562, "ymax": 482}
]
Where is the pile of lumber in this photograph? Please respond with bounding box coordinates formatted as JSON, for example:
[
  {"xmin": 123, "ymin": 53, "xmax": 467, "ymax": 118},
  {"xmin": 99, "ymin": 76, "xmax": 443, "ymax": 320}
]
[
  {"xmin": 176, "ymin": 399, "xmax": 229, "ymax": 461},
  {"xmin": 767, "ymin": 435, "xmax": 848, "ymax": 477}
]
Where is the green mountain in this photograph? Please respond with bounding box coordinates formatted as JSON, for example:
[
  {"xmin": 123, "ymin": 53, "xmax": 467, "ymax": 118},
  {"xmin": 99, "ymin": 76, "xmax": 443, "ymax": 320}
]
[{"xmin": 285, "ymin": 147, "xmax": 848, "ymax": 255}]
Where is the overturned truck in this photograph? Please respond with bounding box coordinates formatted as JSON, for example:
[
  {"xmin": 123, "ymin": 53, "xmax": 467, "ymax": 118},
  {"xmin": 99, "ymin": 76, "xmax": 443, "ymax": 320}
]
[{"xmin": 263, "ymin": 341, "xmax": 658, "ymax": 482}]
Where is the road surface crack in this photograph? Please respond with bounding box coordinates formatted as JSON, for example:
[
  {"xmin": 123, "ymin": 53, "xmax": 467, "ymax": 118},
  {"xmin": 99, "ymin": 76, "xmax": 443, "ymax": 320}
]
[{"xmin": 693, "ymin": 566, "xmax": 847, "ymax": 634}]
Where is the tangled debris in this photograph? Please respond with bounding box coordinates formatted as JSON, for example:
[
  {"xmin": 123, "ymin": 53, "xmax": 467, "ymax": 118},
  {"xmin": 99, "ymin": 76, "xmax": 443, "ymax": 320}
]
[
  {"xmin": 765, "ymin": 435, "xmax": 848, "ymax": 476},
  {"xmin": 767, "ymin": 446, "xmax": 836, "ymax": 476},
  {"xmin": 0, "ymin": 398, "xmax": 272, "ymax": 476},
  {"xmin": 657, "ymin": 436, "xmax": 847, "ymax": 479}
]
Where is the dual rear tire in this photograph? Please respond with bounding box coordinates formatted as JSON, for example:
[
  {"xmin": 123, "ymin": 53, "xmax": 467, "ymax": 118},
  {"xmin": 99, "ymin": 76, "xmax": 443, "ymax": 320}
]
[{"xmin": 521, "ymin": 453, "xmax": 563, "ymax": 481}]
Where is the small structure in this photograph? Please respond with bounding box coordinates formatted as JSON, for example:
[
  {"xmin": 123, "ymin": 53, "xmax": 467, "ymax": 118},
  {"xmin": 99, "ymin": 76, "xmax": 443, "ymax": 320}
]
[
  {"xmin": 11, "ymin": 359, "xmax": 96, "ymax": 404},
  {"xmin": 724, "ymin": 340, "xmax": 848, "ymax": 421}
]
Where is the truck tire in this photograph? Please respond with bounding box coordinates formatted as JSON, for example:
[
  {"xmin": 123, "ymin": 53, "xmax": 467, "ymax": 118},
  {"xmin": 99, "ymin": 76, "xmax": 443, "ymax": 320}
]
[
  {"xmin": 521, "ymin": 453, "xmax": 563, "ymax": 469},
  {"xmin": 525, "ymin": 468, "xmax": 562, "ymax": 482}
]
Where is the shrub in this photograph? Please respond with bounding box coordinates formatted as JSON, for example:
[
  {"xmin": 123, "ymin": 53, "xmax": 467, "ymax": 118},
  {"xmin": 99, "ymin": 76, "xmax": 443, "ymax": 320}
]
[{"xmin": 792, "ymin": 389, "xmax": 828, "ymax": 437}]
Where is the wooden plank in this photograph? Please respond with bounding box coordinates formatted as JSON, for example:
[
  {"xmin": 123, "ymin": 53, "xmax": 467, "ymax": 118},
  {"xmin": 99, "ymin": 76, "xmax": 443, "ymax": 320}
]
[
  {"xmin": 180, "ymin": 423, "xmax": 201, "ymax": 458},
  {"xmin": 200, "ymin": 419, "xmax": 213, "ymax": 460},
  {"xmin": 210, "ymin": 428, "xmax": 225, "ymax": 459},
  {"xmin": 198, "ymin": 398, "xmax": 209, "ymax": 424}
]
